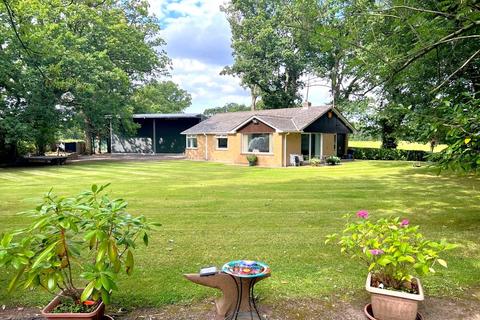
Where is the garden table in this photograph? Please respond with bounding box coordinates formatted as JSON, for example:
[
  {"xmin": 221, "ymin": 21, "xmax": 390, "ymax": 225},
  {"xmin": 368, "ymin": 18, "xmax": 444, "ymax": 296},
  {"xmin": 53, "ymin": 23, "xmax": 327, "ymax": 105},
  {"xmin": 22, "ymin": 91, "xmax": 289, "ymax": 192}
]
[
  {"xmin": 221, "ymin": 260, "xmax": 270, "ymax": 320},
  {"xmin": 184, "ymin": 260, "xmax": 270, "ymax": 320}
]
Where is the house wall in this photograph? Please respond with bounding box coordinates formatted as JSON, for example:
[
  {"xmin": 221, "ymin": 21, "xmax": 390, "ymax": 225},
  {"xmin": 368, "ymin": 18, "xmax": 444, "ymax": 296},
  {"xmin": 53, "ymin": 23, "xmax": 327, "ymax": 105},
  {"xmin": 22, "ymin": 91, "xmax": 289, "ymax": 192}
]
[
  {"xmin": 322, "ymin": 133, "xmax": 336, "ymax": 157},
  {"xmin": 238, "ymin": 121, "xmax": 275, "ymax": 133},
  {"xmin": 185, "ymin": 133, "xmax": 285, "ymax": 167},
  {"xmin": 286, "ymin": 133, "xmax": 302, "ymax": 162},
  {"xmin": 208, "ymin": 134, "xmax": 241, "ymax": 163},
  {"xmin": 303, "ymin": 111, "xmax": 352, "ymax": 134},
  {"xmin": 185, "ymin": 131, "xmax": 349, "ymax": 166}
]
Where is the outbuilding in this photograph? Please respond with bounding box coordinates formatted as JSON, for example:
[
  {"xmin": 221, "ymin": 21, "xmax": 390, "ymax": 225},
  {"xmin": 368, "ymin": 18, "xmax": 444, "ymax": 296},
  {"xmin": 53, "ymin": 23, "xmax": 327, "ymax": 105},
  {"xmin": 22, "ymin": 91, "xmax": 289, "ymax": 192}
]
[{"xmin": 112, "ymin": 113, "xmax": 204, "ymax": 154}]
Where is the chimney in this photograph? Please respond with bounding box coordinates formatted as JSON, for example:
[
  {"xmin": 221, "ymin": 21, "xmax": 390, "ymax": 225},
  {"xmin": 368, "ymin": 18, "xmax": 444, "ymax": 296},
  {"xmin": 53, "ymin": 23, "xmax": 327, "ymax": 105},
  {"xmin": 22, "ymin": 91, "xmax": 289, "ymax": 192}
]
[{"xmin": 302, "ymin": 101, "xmax": 311, "ymax": 109}]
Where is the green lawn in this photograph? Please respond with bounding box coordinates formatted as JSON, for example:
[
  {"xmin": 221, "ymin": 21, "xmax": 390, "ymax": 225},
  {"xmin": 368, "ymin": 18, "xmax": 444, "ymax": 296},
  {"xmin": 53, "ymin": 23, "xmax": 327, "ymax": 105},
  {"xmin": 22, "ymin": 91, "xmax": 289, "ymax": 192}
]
[
  {"xmin": 349, "ymin": 140, "xmax": 448, "ymax": 152},
  {"xmin": 0, "ymin": 160, "xmax": 479, "ymax": 308}
]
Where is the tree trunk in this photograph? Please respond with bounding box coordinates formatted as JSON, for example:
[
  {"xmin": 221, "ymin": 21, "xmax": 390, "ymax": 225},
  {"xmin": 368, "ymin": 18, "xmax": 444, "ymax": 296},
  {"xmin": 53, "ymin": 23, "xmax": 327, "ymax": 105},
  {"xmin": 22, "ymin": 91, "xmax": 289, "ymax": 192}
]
[
  {"xmin": 84, "ymin": 130, "xmax": 93, "ymax": 155},
  {"xmin": 250, "ymin": 85, "xmax": 259, "ymax": 110}
]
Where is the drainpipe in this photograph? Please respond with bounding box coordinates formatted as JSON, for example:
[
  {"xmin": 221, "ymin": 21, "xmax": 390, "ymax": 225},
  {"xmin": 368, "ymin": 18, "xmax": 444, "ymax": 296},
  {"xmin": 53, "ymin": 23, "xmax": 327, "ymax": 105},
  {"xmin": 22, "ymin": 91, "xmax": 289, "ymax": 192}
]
[
  {"xmin": 283, "ymin": 132, "xmax": 290, "ymax": 167},
  {"xmin": 203, "ymin": 133, "xmax": 208, "ymax": 160}
]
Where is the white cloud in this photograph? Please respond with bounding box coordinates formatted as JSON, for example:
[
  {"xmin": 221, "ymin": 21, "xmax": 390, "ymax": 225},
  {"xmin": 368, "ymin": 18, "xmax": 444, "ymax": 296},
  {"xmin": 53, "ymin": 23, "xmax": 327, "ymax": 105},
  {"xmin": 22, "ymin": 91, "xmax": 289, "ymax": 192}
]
[
  {"xmin": 170, "ymin": 59, "xmax": 250, "ymax": 110},
  {"xmin": 147, "ymin": 0, "xmax": 248, "ymax": 112},
  {"xmin": 147, "ymin": 0, "xmax": 331, "ymax": 112}
]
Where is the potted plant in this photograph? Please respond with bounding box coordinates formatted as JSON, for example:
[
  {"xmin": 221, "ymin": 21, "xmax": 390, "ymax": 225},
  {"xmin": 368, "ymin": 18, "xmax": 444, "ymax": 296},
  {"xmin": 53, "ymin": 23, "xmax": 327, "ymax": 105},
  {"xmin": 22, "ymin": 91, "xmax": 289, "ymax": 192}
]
[
  {"xmin": 0, "ymin": 184, "xmax": 155, "ymax": 320},
  {"xmin": 325, "ymin": 155, "xmax": 341, "ymax": 165},
  {"xmin": 246, "ymin": 154, "xmax": 257, "ymax": 166},
  {"xmin": 326, "ymin": 211, "xmax": 455, "ymax": 320}
]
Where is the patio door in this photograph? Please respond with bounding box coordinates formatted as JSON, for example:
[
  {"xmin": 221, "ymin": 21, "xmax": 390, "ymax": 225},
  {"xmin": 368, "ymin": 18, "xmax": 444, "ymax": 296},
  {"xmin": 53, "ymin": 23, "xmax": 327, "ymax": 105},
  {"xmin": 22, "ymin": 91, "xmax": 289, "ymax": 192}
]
[{"xmin": 301, "ymin": 133, "xmax": 323, "ymax": 160}]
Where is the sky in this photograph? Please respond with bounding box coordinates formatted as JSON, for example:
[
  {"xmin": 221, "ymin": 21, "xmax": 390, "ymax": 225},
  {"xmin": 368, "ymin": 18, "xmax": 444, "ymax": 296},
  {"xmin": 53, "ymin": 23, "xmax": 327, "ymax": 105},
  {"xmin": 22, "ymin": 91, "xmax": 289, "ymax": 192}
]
[{"xmin": 147, "ymin": 0, "xmax": 331, "ymax": 113}]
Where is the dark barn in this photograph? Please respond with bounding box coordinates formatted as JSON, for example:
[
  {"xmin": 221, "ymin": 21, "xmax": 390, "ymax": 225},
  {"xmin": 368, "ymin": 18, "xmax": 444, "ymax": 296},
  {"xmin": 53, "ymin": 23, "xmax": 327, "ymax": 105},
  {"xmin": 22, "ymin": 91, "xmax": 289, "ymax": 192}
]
[{"xmin": 111, "ymin": 114, "xmax": 204, "ymax": 154}]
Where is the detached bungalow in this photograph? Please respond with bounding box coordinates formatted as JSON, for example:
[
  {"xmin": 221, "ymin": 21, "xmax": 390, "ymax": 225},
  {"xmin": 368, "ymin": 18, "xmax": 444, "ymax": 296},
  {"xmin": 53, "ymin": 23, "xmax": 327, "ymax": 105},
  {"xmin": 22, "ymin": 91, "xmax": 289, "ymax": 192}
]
[{"xmin": 181, "ymin": 104, "xmax": 354, "ymax": 167}]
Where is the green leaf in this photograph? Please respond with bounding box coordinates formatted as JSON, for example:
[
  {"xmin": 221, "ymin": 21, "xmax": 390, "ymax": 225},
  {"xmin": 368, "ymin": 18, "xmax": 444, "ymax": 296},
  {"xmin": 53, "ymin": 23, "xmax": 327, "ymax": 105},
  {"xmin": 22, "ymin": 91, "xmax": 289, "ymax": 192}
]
[
  {"xmin": 125, "ymin": 250, "xmax": 134, "ymax": 276},
  {"xmin": 81, "ymin": 281, "xmax": 95, "ymax": 302},
  {"xmin": 398, "ymin": 255, "xmax": 415, "ymax": 263},
  {"xmin": 91, "ymin": 184, "xmax": 98, "ymax": 193},
  {"xmin": 31, "ymin": 241, "xmax": 58, "ymax": 269},
  {"xmin": 84, "ymin": 230, "xmax": 97, "ymax": 241},
  {"xmin": 97, "ymin": 183, "xmax": 111, "ymax": 193},
  {"xmin": 100, "ymin": 275, "xmax": 112, "ymax": 291},
  {"xmin": 96, "ymin": 242, "xmax": 108, "ymax": 263},
  {"xmin": 108, "ymin": 240, "xmax": 118, "ymax": 263},
  {"xmin": 47, "ymin": 274, "xmax": 56, "ymax": 291},
  {"xmin": 445, "ymin": 243, "xmax": 458, "ymax": 250},
  {"xmin": 101, "ymin": 289, "xmax": 111, "ymax": 305},
  {"xmin": 113, "ymin": 259, "xmax": 121, "ymax": 273},
  {"xmin": 1, "ymin": 233, "xmax": 13, "ymax": 248},
  {"xmin": 89, "ymin": 234, "xmax": 97, "ymax": 250},
  {"xmin": 377, "ymin": 256, "xmax": 391, "ymax": 267},
  {"xmin": 8, "ymin": 266, "xmax": 26, "ymax": 292},
  {"xmin": 437, "ymin": 258, "xmax": 448, "ymax": 268},
  {"xmin": 24, "ymin": 274, "xmax": 39, "ymax": 289},
  {"xmin": 143, "ymin": 233, "xmax": 149, "ymax": 246}
]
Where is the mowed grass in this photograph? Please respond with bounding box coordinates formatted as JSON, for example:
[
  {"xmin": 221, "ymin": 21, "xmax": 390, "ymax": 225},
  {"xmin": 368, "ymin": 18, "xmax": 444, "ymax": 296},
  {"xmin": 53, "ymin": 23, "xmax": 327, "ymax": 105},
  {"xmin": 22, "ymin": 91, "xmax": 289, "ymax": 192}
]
[
  {"xmin": 349, "ymin": 140, "xmax": 448, "ymax": 152},
  {"xmin": 0, "ymin": 160, "xmax": 479, "ymax": 308}
]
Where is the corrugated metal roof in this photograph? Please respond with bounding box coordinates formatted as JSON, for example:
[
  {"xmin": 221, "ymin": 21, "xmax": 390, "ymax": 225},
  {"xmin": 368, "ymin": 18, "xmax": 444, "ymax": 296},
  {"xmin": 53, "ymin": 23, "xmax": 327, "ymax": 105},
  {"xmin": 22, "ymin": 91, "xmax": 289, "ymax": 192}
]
[
  {"xmin": 182, "ymin": 106, "xmax": 338, "ymax": 134},
  {"xmin": 133, "ymin": 113, "xmax": 204, "ymax": 119}
]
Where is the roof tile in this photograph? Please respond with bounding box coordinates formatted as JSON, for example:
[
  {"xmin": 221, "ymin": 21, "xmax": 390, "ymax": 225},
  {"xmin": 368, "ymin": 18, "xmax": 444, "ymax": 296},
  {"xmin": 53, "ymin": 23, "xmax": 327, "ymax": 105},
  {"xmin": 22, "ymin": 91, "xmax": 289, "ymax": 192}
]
[{"xmin": 182, "ymin": 106, "xmax": 332, "ymax": 134}]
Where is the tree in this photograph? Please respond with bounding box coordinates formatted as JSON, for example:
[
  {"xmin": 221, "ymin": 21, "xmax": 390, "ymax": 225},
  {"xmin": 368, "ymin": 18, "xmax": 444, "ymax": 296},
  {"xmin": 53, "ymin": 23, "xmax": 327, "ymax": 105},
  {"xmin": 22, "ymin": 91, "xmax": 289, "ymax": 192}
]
[
  {"xmin": 348, "ymin": 1, "xmax": 480, "ymax": 165},
  {"xmin": 0, "ymin": 0, "xmax": 169, "ymax": 158},
  {"xmin": 222, "ymin": 0, "xmax": 308, "ymax": 108},
  {"xmin": 203, "ymin": 102, "xmax": 250, "ymax": 117},
  {"xmin": 131, "ymin": 81, "xmax": 192, "ymax": 114}
]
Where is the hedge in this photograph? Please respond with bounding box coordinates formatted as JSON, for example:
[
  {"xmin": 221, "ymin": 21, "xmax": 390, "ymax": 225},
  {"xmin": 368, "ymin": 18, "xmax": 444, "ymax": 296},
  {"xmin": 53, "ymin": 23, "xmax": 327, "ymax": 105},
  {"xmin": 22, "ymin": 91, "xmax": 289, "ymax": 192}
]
[{"xmin": 348, "ymin": 147, "xmax": 433, "ymax": 161}]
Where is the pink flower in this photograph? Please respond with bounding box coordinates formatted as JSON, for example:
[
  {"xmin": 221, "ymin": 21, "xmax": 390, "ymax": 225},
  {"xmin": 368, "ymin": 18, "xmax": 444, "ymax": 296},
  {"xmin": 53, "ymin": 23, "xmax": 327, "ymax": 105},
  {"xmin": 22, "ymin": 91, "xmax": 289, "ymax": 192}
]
[
  {"xmin": 401, "ymin": 219, "xmax": 409, "ymax": 227},
  {"xmin": 356, "ymin": 210, "xmax": 369, "ymax": 219},
  {"xmin": 370, "ymin": 249, "xmax": 384, "ymax": 255}
]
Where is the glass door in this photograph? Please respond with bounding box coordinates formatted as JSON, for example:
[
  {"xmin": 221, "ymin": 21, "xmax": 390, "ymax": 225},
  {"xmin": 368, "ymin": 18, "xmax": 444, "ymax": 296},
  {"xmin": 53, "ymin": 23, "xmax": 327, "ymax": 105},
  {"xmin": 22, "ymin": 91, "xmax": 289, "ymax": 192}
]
[{"xmin": 301, "ymin": 133, "xmax": 323, "ymax": 160}]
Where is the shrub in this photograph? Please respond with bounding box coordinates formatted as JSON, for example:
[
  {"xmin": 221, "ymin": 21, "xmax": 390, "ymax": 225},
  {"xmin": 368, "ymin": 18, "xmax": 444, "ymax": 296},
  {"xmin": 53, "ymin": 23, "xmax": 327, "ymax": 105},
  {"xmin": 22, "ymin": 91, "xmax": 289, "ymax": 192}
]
[
  {"xmin": 0, "ymin": 184, "xmax": 156, "ymax": 306},
  {"xmin": 325, "ymin": 211, "xmax": 456, "ymax": 292},
  {"xmin": 310, "ymin": 157, "xmax": 321, "ymax": 166},
  {"xmin": 246, "ymin": 154, "xmax": 257, "ymax": 165},
  {"xmin": 349, "ymin": 147, "xmax": 431, "ymax": 161},
  {"xmin": 326, "ymin": 155, "xmax": 341, "ymax": 165}
]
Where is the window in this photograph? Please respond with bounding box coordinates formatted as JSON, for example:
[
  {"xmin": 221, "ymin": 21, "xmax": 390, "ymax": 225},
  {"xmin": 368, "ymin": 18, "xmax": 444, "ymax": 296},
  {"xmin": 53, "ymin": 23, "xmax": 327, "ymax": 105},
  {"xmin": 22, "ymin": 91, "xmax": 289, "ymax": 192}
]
[
  {"xmin": 243, "ymin": 133, "xmax": 272, "ymax": 153},
  {"xmin": 186, "ymin": 135, "xmax": 197, "ymax": 149},
  {"xmin": 216, "ymin": 135, "xmax": 228, "ymax": 150}
]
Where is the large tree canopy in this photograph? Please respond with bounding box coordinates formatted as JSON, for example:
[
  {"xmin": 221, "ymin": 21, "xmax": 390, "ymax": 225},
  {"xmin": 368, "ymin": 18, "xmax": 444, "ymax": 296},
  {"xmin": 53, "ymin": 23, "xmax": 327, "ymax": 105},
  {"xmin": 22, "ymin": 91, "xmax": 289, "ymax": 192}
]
[
  {"xmin": 0, "ymin": 0, "xmax": 169, "ymax": 158},
  {"xmin": 131, "ymin": 81, "xmax": 192, "ymax": 114},
  {"xmin": 203, "ymin": 102, "xmax": 250, "ymax": 117},
  {"xmin": 348, "ymin": 0, "xmax": 480, "ymax": 168},
  {"xmin": 222, "ymin": 0, "xmax": 309, "ymax": 109}
]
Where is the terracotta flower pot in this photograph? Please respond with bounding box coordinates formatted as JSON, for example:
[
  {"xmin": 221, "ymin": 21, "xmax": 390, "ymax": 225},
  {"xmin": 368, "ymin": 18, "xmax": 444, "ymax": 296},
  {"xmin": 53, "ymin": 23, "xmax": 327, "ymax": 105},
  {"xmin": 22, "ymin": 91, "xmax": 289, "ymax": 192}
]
[
  {"xmin": 365, "ymin": 273, "xmax": 424, "ymax": 320},
  {"xmin": 41, "ymin": 294, "xmax": 105, "ymax": 320}
]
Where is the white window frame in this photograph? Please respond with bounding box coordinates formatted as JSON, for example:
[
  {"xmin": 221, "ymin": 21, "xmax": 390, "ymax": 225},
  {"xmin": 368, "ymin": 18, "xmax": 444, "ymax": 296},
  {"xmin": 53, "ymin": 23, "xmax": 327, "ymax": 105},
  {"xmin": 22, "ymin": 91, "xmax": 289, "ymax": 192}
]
[
  {"xmin": 186, "ymin": 135, "xmax": 198, "ymax": 149},
  {"xmin": 215, "ymin": 135, "xmax": 228, "ymax": 150},
  {"xmin": 242, "ymin": 133, "xmax": 273, "ymax": 154}
]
